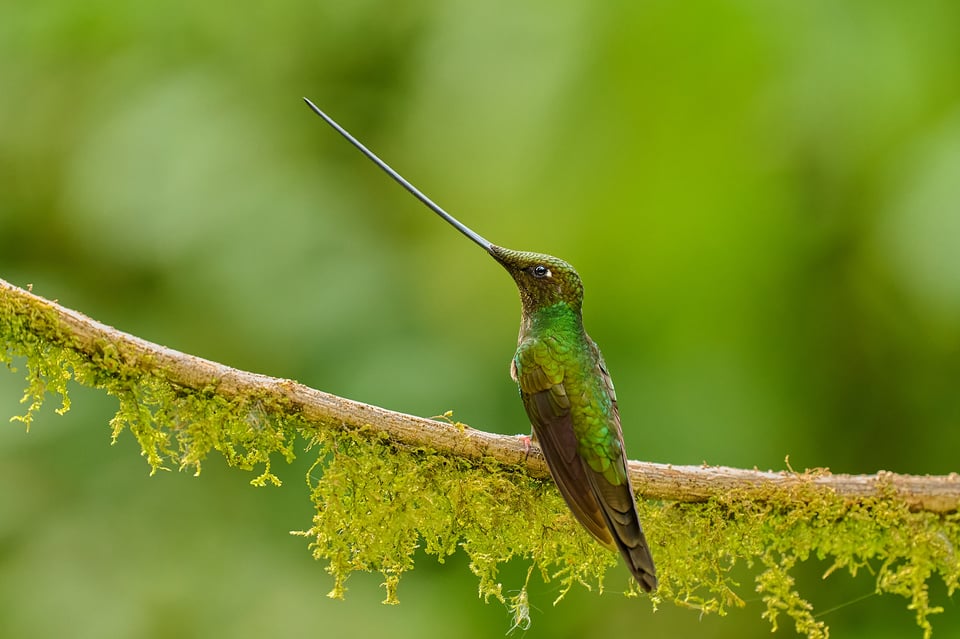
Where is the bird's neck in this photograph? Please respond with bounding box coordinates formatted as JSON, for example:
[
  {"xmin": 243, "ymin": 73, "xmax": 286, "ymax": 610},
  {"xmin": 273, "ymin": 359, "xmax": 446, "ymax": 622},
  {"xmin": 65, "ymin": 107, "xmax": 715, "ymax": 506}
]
[{"xmin": 520, "ymin": 301, "xmax": 584, "ymax": 340}]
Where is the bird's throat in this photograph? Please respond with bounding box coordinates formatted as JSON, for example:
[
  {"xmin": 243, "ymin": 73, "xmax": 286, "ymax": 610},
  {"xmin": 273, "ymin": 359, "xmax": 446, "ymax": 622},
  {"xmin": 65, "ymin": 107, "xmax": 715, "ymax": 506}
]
[{"xmin": 521, "ymin": 302, "xmax": 584, "ymax": 341}]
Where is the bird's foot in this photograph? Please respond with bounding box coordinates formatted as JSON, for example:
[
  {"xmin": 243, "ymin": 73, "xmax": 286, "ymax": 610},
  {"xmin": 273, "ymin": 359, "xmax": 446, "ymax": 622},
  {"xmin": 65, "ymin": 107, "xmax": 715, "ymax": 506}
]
[{"xmin": 515, "ymin": 434, "xmax": 533, "ymax": 460}]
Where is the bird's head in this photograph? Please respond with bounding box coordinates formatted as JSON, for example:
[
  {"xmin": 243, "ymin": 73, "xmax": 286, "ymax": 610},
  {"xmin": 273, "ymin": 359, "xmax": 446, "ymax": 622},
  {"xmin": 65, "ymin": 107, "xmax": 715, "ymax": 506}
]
[{"xmin": 488, "ymin": 246, "xmax": 584, "ymax": 314}]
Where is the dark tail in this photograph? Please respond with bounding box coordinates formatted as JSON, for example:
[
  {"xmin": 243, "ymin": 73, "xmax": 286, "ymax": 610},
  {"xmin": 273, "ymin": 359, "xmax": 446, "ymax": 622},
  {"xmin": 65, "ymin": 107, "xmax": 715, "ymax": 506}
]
[
  {"xmin": 617, "ymin": 531, "xmax": 658, "ymax": 592},
  {"xmin": 588, "ymin": 472, "xmax": 658, "ymax": 592}
]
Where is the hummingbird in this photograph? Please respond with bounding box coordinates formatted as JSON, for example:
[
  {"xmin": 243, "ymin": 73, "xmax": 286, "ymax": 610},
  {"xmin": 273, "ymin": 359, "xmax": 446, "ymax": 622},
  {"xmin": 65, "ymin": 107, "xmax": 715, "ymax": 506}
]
[{"xmin": 304, "ymin": 98, "xmax": 657, "ymax": 592}]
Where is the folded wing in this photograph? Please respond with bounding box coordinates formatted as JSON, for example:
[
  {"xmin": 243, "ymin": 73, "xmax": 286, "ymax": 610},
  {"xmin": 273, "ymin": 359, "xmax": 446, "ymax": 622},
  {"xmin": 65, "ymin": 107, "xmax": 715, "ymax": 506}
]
[{"xmin": 512, "ymin": 338, "xmax": 657, "ymax": 592}]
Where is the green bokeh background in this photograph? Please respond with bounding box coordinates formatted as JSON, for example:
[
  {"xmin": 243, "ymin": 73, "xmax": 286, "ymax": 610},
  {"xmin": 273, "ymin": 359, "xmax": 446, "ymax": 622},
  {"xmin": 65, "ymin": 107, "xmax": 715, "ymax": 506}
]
[{"xmin": 3, "ymin": 2, "xmax": 960, "ymax": 637}]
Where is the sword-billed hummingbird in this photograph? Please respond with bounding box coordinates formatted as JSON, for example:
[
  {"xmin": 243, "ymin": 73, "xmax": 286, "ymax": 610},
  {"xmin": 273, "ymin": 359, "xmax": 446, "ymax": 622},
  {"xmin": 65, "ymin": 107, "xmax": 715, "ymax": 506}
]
[{"xmin": 304, "ymin": 98, "xmax": 657, "ymax": 592}]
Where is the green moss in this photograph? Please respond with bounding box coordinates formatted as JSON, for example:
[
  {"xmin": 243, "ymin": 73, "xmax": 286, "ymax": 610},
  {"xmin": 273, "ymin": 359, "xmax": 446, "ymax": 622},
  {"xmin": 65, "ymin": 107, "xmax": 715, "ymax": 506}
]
[
  {"xmin": 3, "ymin": 288, "xmax": 960, "ymax": 638},
  {"xmin": 296, "ymin": 431, "xmax": 616, "ymax": 606}
]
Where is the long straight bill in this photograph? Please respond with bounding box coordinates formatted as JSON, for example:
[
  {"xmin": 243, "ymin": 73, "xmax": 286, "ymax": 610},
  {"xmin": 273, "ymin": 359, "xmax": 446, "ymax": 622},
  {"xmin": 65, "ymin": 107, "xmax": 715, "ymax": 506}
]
[{"xmin": 303, "ymin": 98, "xmax": 493, "ymax": 252}]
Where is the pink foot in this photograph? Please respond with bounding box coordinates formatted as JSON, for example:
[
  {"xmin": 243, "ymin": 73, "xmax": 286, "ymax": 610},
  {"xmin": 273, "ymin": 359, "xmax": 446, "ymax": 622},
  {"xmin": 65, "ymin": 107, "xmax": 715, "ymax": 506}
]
[{"xmin": 516, "ymin": 434, "xmax": 533, "ymax": 458}]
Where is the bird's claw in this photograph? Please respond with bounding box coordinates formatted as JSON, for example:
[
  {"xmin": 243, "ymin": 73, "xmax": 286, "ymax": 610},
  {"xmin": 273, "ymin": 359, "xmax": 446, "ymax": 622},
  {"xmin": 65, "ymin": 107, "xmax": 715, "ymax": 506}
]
[{"xmin": 516, "ymin": 434, "xmax": 533, "ymax": 460}]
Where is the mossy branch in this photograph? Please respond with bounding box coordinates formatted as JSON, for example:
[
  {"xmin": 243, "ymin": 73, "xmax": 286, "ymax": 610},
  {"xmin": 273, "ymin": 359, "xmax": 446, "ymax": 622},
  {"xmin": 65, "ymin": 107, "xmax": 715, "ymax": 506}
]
[
  {"xmin": 3, "ymin": 276, "xmax": 959, "ymax": 638},
  {"xmin": 2, "ymin": 278, "xmax": 956, "ymax": 510}
]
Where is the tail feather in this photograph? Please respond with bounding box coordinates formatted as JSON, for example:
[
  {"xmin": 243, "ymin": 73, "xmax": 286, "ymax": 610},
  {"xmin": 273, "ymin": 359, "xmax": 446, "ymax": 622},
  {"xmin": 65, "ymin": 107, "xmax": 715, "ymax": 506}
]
[{"xmin": 586, "ymin": 466, "xmax": 658, "ymax": 592}]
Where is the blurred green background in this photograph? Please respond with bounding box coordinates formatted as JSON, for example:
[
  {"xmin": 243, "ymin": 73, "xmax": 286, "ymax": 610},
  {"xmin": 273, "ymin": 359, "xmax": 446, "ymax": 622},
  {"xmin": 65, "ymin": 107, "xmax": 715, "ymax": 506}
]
[{"xmin": 2, "ymin": 1, "xmax": 960, "ymax": 637}]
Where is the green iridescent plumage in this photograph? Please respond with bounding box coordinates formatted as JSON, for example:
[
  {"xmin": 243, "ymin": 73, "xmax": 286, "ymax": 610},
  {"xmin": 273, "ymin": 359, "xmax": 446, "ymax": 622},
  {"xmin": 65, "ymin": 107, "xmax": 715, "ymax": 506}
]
[
  {"xmin": 305, "ymin": 99, "xmax": 657, "ymax": 592},
  {"xmin": 492, "ymin": 247, "xmax": 657, "ymax": 592}
]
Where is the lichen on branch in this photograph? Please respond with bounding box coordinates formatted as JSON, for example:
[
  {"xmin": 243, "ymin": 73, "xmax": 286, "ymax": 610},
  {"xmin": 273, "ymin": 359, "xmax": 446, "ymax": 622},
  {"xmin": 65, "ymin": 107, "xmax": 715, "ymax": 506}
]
[{"xmin": 2, "ymin": 277, "xmax": 959, "ymax": 638}]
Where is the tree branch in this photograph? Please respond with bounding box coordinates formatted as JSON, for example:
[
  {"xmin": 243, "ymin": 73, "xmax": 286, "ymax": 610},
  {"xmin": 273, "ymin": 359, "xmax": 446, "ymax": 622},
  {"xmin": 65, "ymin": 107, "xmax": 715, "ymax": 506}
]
[{"xmin": 2, "ymin": 276, "xmax": 958, "ymax": 513}]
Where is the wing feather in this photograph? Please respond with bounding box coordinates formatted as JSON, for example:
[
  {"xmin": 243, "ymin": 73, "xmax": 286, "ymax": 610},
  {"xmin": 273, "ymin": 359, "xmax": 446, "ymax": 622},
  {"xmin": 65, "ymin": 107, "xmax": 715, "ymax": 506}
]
[
  {"xmin": 514, "ymin": 343, "xmax": 614, "ymax": 548},
  {"xmin": 586, "ymin": 340, "xmax": 657, "ymax": 591},
  {"xmin": 513, "ymin": 337, "xmax": 657, "ymax": 592}
]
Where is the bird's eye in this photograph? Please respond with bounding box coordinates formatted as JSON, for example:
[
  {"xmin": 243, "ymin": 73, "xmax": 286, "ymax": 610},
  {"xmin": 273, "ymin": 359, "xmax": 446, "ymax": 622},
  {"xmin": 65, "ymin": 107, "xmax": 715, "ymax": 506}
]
[{"xmin": 531, "ymin": 265, "xmax": 550, "ymax": 278}]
